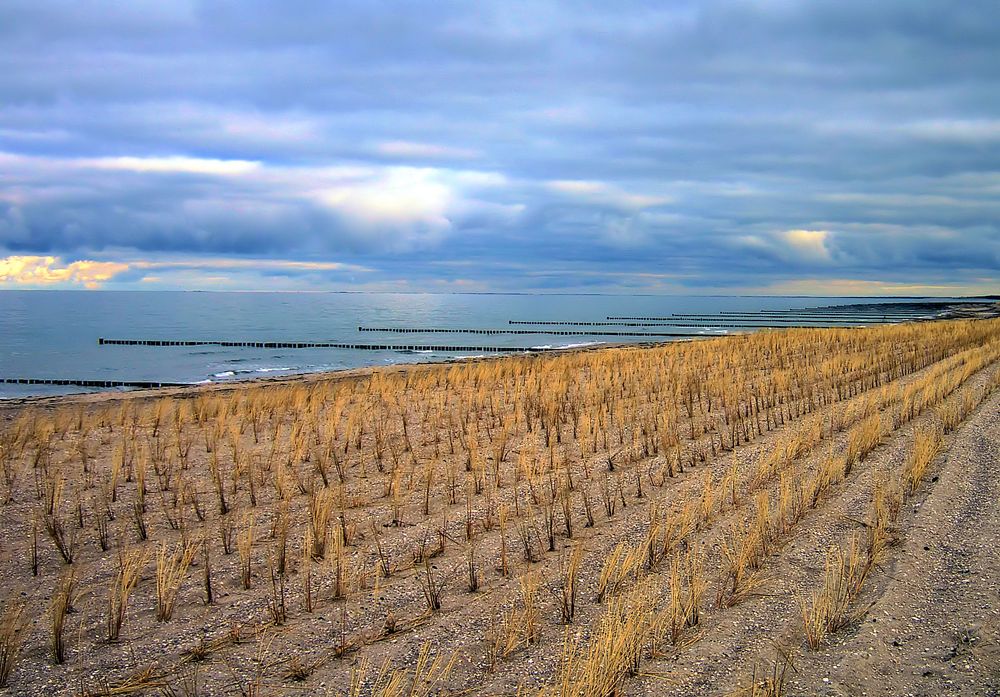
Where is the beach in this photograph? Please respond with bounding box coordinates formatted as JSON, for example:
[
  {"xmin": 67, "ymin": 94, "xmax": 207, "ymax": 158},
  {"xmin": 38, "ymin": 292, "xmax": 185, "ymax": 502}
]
[{"xmin": 1, "ymin": 319, "xmax": 999, "ymax": 695}]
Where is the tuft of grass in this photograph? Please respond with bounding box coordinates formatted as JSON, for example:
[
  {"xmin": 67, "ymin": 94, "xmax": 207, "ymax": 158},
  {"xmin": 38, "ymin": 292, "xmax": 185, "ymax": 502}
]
[
  {"xmin": 418, "ymin": 559, "xmax": 443, "ymax": 612},
  {"xmin": 845, "ymin": 413, "xmax": 883, "ymax": 476},
  {"xmin": 486, "ymin": 572, "xmax": 541, "ymax": 670},
  {"xmin": 903, "ymin": 425, "xmax": 943, "ymax": 495},
  {"xmin": 716, "ymin": 518, "xmax": 768, "ymax": 609},
  {"xmin": 466, "ymin": 542, "xmax": 480, "ymax": 593},
  {"xmin": 50, "ymin": 568, "xmax": 76, "ymax": 664},
  {"xmin": 43, "ymin": 508, "xmax": 77, "ymax": 564},
  {"xmin": 350, "ymin": 643, "xmax": 456, "ymax": 697},
  {"xmin": 282, "ymin": 655, "xmax": 315, "ymax": 682},
  {"xmin": 801, "ymin": 538, "xmax": 871, "ymax": 650},
  {"xmin": 0, "ymin": 599, "xmax": 27, "ymax": 687},
  {"xmin": 308, "ymin": 489, "xmax": 335, "ymax": 559},
  {"xmin": 541, "ymin": 579, "xmax": 663, "ymax": 697},
  {"xmin": 108, "ymin": 544, "xmax": 149, "ymax": 641},
  {"xmin": 742, "ymin": 646, "xmax": 795, "ymax": 697},
  {"xmin": 267, "ymin": 551, "xmax": 287, "ymax": 626},
  {"xmin": 669, "ymin": 547, "xmax": 706, "ymax": 645},
  {"xmin": 155, "ymin": 540, "xmax": 198, "ymax": 621},
  {"xmin": 556, "ymin": 543, "xmax": 583, "ymax": 624},
  {"xmin": 301, "ymin": 530, "xmax": 313, "ymax": 613},
  {"xmin": 238, "ymin": 514, "xmax": 255, "ymax": 590},
  {"xmin": 596, "ymin": 542, "xmax": 644, "ymax": 603}
]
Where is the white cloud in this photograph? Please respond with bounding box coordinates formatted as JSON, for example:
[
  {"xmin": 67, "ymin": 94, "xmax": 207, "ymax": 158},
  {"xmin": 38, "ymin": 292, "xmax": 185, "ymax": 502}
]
[
  {"xmin": 216, "ymin": 112, "xmax": 320, "ymax": 144},
  {"xmin": 0, "ymin": 150, "xmax": 515, "ymax": 252},
  {"xmin": 0, "ymin": 255, "xmax": 128, "ymax": 288},
  {"xmin": 86, "ymin": 155, "xmax": 260, "ymax": 176},
  {"xmin": 547, "ymin": 179, "xmax": 607, "ymax": 195},
  {"xmin": 814, "ymin": 118, "xmax": 1000, "ymax": 144},
  {"xmin": 546, "ymin": 179, "xmax": 670, "ymax": 209},
  {"xmin": 376, "ymin": 140, "xmax": 480, "ymax": 160},
  {"xmin": 0, "ymin": 254, "xmax": 375, "ymax": 290},
  {"xmin": 134, "ymin": 258, "xmax": 372, "ymax": 273},
  {"xmin": 758, "ymin": 278, "xmax": 993, "ymax": 296},
  {"xmin": 779, "ymin": 229, "xmax": 831, "ymax": 262},
  {"xmin": 316, "ymin": 167, "xmax": 454, "ymax": 233}
]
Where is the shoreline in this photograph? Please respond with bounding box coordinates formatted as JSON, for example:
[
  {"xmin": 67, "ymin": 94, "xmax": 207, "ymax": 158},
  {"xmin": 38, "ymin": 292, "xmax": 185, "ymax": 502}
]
[
  {"xmin": 0, "ymin": 338, "xmax": 655, "ymax": 411},
  {"xmin": 4, "ymin": 300, "xmax": 998, "ymax": 410}
]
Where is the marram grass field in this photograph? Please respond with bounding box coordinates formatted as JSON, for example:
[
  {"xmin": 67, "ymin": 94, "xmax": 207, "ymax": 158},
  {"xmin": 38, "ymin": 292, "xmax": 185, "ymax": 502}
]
[{"xmin": 1, "ymin": 319, "xmax": 999, "ymax": 696}]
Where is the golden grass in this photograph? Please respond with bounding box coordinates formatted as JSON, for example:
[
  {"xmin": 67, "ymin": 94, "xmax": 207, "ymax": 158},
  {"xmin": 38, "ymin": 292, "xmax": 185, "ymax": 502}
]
[
  {"xmin": 903, "ymin": 425, "xmax": 943, "ymax": 496},
  {"xmin": 799, "ymin": 351, "xmax": 997, "ymax": 653},
  {"xmin": 556, "ymin": 542, "xmax": 583, "ymax": 623},
  {"xmin": 0, "ymin": 598, "xmax": 27, "ymax": 687},
  {"xmin": 801, "ymin": 538, "xmax": 871, "ymax": 649},
  {"xmin": 108, "ymin": 544, "xmax": 149, "ymax": 641},
  {"xmin": 349, "ymin": 643, "xmax": 456, "ymax": 697},
  {"xmin": 741, "ymin": 646, "xmax": 794, "ymax": 697},
  {"xmin": 50, "ymin": 568, "xmax": 76, "ymax": 664},
  {"xmin": 237, "ymin": 514, "xmax": 255, "ymax": 590},
  {"xmin": 155, "ymin": 540, "xmax": 198, "ymax": 621},
  {"xmin": 668, "ymin": 547, "xmax": 706, "ymax": 646},
  {"xmin": 541, "ymin": 579, "xmax": 663, "ymax": 697},
  {"xmin": 0, "ymin": 318, "xmax": 997, "ymax": 693},
  {"xmin": 486, "ymin": 572, "xmax": 541, "ymax": 669}
]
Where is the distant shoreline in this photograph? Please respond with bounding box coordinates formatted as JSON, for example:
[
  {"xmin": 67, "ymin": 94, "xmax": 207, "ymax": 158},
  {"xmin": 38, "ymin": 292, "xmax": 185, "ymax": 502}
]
[
  {"xmin": 1, "ymin": 288, "xmax": 997, "ymax": 299},
  {"xmin": 0, "ymin": 338, "xmax": 633, "ymax": 411},
  {"xmin": 2, "ymin": 298, "xmax": 996, "ymax": 407}
]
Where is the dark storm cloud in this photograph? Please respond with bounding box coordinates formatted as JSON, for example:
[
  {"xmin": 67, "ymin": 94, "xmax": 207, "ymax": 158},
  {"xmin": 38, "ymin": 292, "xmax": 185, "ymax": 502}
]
[{"xmin": 0, "ymin": 0, "xmax": 997, "ymax": 292}]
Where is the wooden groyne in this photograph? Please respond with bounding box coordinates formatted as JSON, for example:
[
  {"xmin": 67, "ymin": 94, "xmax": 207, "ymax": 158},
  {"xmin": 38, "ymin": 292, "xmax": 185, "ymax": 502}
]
[
  {"xmin": 1, "ymin": 378, "xmax": 189, "ymax": 388},
  {"xmin": 98, "ymin": 338, "xmax": 549, "ymax": 353},
  {"xmin": 716, "ymin": 311, "xmax": 919, "ymax": 319},
  {"xmin": 356, "ymin": 327, "xmax": 696, "ymax": 337},
  {"xmin": 636, "ymin": 315, "xmax": 890, "ymax": 323},
  {"xmin": 606, "ymin": 315, "xmax": 895, "ymax": 323},
  {"xmin": 508, "ymin": 320, "xmax": 817, "ymax": 328},
  {"xmin": 718, "ymin": 309, "xmax": 918, "ymax": 314}
]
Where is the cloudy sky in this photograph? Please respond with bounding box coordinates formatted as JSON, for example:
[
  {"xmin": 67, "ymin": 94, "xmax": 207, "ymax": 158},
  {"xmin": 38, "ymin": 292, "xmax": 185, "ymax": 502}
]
[{"xmin": 0, "ymin": 1, "xmax": 998, "ymax": 294}]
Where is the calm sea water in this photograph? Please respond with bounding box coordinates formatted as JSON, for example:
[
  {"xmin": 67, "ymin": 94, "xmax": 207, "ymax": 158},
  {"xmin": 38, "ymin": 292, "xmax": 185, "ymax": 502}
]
[{"xmin": 0, "ymin": 291, "xmax": 955, "ymax": 399}]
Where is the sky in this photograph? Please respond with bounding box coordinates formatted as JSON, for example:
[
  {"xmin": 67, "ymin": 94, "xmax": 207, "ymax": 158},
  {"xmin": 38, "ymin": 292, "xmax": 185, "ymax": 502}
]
[{"xmin": 0, "ymin": 0, "xmax": 998, "ymax": 295}]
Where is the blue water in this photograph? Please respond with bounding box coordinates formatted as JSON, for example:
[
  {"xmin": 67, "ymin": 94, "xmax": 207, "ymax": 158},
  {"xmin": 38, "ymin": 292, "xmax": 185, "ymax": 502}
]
[{"xmin": 0, "ymin": 291, "xmax": 960, "ymax": 399}]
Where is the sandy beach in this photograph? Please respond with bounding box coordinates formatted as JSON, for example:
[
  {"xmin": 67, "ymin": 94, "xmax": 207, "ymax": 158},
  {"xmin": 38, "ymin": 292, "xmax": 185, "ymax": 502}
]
[{"xmin": 0, "ymin": 320, "xmax": 999, "ymax": 696}]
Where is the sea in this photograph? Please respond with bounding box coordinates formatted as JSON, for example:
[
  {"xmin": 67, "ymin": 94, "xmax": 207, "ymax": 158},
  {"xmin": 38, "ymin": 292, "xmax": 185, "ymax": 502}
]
[{"xmin": 0, "ymin": 291, "xmax": 968, "ymax": 399}]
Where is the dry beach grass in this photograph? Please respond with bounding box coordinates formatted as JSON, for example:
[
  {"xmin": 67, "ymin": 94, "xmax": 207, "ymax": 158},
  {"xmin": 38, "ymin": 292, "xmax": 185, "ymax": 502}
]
[{"xmin": 0, "ymin": 319, "xmax": 999, "ymax": 695}]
